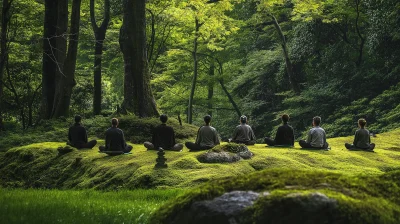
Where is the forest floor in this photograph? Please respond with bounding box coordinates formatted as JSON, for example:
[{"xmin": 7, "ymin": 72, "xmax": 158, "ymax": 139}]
[{"xmin": 1, "ymin": 129, "xmax": 400, "ymax": 223}]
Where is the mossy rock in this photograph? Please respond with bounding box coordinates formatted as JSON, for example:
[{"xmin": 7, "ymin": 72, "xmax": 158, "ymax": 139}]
[
  {"xmin": 197, "ymin": 143, "xmax": 253, "ymax": 163},
  {"xmin": 57, "ymin": 146, "xmax": 75, "ymax": 154},
  {"xmin": 150, "ymin": 169, "xmax": 400, "ymax": 224}
]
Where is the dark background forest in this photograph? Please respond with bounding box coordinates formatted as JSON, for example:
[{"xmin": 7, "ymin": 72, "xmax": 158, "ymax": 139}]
[{"xmin": 1, "ymin": 0, "xmax": 400, "ymax": 142}]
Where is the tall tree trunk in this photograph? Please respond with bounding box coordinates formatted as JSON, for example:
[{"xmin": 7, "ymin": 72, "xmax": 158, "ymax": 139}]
[
  {"xmin": 52, "ymin": 0, "xmax": 82, "ymax": 118},
  {"xmin": 0, "ymin": 0, "xmax": 12, "ymax": 130},
  {"xmin": 207, "ymin": 61, "xmax": 214, "ymax": 116},
  {"xmin": 119, "ymin": 0, "xmax": 158, "ymax": 117},
  {"xmin": 91, "ymin": 0, "xmax": 110, "ymax": 115},
  {"xmin": 219, "ymin": 79, "xmax": 241, "ymax": 118},
  {"xmin": 270, "ymin": 14, "xmax": 301, "ymax": 95},
  {"xmin": 40, "ymin": 0, "xmax": 58, "ymax": 119},
  {"xmin": 355, "ymin": 0, "xmax": 364, "ymax": 67},
  {"xmin": 188, "ymin": 18, "xmax": 200, "ymax": 124}
]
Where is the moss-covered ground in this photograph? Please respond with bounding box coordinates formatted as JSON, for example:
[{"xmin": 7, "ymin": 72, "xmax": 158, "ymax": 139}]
[
  {"xmin": 1, "ymin": 129, "xmax": 400, "ymax": 223},
  {"xmin": 1, "ymin": 129, "xmax": 400, "ymax": 189}
]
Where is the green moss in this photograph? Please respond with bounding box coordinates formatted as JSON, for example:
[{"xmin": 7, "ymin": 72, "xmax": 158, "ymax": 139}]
[{"xmin": 150, "ymin": 169, "xmax": 400, "ymax": 224}]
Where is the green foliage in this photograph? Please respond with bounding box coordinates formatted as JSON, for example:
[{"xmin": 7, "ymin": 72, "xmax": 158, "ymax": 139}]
[{"xmin": 0, "ymin": 188, "xmax": 184, "ymax": 224}]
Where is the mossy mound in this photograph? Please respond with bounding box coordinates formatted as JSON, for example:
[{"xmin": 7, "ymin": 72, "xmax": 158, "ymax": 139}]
[
  {"xmin": 150, "ymin": 169, "xmax": 400, "ymax": 224},
  {"xmin": 197, "ymin": 143, "xmax": 253, "ymax": 163},
  {"xmin": 0, "ymin": 115, "xmax": 198, "ymax": 152}
]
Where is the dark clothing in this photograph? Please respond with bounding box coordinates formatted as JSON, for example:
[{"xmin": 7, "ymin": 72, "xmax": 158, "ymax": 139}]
[
  {"xmin": 99, "ymin": 145, "xmax": 132, "ymax": 153},
  {"xmin": 232, "ymin": 124, "xmax": 256, "ymax": 145},
  {"xmin": 68, "ymin": 123, "xmax": 96, "ymax": 149},
  {"xmin": 353, "ymin": 128, "xmax": 371, "ymax": 149},
  {"xmin": 265, "ymin": 123, "xmax": 295, "ymax": 146},
  {"xmin": 103, "ymin": 127, "xmax": 130, "ymax": 151},
  {"xmin": 185, "ymin": 142, "xmax": 212, "ymax": 151},
  {"xmin": 299, "ymin": 140, "xmax": 329, "ymax": 149},
  {"xmin": 345, "ymin": 143, "xmax": 375, "ymax": 151},
  {"xmin": 151, "ymin": 124, "xmax": 176, "ymax": 150}
]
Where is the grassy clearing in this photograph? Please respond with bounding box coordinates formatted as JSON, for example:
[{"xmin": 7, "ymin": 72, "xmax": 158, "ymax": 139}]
[
  {"xmin": 0, "ymin": 188, "xmax": 184, "ymax": 224},
  {"xmin": 1, "ymin": 129, "xmax": 400, "ymax": 189}
]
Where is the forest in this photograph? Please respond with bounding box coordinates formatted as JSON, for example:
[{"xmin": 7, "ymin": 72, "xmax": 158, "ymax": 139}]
[
  {"xmin": 1, "ymin": 1, "xmax": 400, "ymax": 223},
  {"xmin": 0, "ymin": 0, "xmax": 398, "ymax": 140}
]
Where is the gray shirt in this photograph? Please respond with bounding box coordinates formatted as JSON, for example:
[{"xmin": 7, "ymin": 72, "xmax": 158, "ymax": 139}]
[
  {"xmin": 306, "ymin": 126, "xmax": 327, "ymax": 148},
  {"xmin": 195, "ymin": 126, "xmax": 220, "ymax": 148},
  {"xmin": 232, "ymin": 124, "xmax": 256, "ymax": 142},
  {"xmin": 353, "ymin": 128, "xmax": 371, "ymax": 149}
]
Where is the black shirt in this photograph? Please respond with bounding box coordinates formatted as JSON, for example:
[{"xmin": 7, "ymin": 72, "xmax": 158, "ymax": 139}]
[
  {"xmin": 152, "ymin": 124, "xmax": 176, "ymax": 150},
  {"xmin": 275, "ymin": 123, "xmax": 295, "ymax": 146},
  {"xmin": 105, "ymin": 127, "xmax": 128, "ymax": 151},
  {"xmin": 68, "ymin": 123, "xmax": 88, "ymax": 147}
]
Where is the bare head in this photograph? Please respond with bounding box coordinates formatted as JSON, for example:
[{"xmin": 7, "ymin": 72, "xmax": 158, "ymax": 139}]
[
  {"xmin": 74, "ymin": 115, "xmax": 82, "ymax": 123},
  {"xmin": 281, "ymin": 114, "xmax": 289, "ymax": 123},
  {"xmin": 160, "ymin": 114, "xmax": 168, "ymax": 123},
  {"xmin": 204, "ymin": 115, "xmax": 212, "ymax": 125},
  {"xmin": 111, "ymin": 118, "xmax": 119, "ymax": 127},
  {"xmin": 358, "ymin": 118, "xmax": 367, "ymax": 128},
  {"xmin": 240, "ymin": 115, "xmax": 247, "ymax": 124},
  {"xmin": 313, "ymin": 116, "xmax": 321, "ymax": 126}
]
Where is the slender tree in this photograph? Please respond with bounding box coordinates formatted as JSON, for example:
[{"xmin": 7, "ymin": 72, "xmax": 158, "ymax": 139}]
[
  {"xmin": 91, "ymin": 0, "xmax": 110, "ymax": 115},
  {"xmin": 119, "ymin": 0, "xmax": 158, "ymax": 117},
  {"xmin": 188, "ymin": 18, "xmax": 201, "ymax": 124},
  {"xmin": 0, "ymin": 0, "xmax": 13, "ymax": 129}
]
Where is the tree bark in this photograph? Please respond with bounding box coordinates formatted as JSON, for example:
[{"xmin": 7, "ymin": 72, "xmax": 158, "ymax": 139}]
[
  {"xmin": 91, "ymin": 0, "xmax": 110, "ymax": 115},
  {"xmin": 270, "ymin": 14, "xmax": 301, "ymax": 94},
  {"xmin": 120, "ymin": 0, "xmax": 158, "ymax": 117},
  {"xmin": 0, "ymin": 0, "xmax": 12, "ymax": 130},
  {"xmin": 40, "ymin": 0, "xmax": 58, "ymax": 119},
  {"xmin": 219, "ymin": 79, "xmax": 241, "ymax": 118},
  {"xmin": 52, "ymin": 0, "xmax": 82, "ymax": 118},
  {"xmin": 207, "ymin": 61, "xmax": 214, "ymax": 116},
  {"xmin": 355, "ymin": 0, "xmax": 364, "ymax": 67},
  {"xmin": 188, "ymin": 18, "xmax": 201, "ymax": 124}
]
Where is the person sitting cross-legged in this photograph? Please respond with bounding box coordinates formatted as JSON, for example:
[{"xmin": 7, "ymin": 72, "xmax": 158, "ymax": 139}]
[
  {"xmin": 299, "ymin": 116, "xmax": 329, "ymax": 149},
  {"xmin": 230, "ymin": 115, "xmax": 256, "ymax": 145},
  {"xmin": 345, "ymin": 118, "xmax": 375, "ymax": 151},
  {"xmin": 265, "ymin": 114, "xmax": 294, "ymax": 147},
  {"xmin": 185, "ymin": 115, "xmax": 220, "ymax": 151},
  {"xmin": 99, "ymin": 118, "xmax": 132, "ymax": 153},
  {"xmin": 144, "ymin": 114, "xmax": 183, "ymax": 151},
  {"xmin": 67, "ymin": 115, "xmax": 97, "ymax": 149}
]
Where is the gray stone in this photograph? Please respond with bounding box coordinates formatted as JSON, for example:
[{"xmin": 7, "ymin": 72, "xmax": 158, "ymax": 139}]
[
  {"xmin": 197, "ymin": 152, "xmax": 241, "ymax": 163},
  {"xmin": 172, "ymin": 191, "xmax": 266, "ymax": 224}
]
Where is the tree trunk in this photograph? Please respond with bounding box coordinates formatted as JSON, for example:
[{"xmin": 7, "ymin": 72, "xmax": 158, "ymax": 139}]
[
  {"xmin": 270, "ymin": 14, "xmax": 301, "ymax": 94},
  {"xmin": 120, "ymin": 0, "xmax": 158, "ymax": 117},
  {"xmin": 219, "ymin": 79, "xmax": 241, "ymax": 118},
  {"xmin": 355, "ymin": 0, "xmax": 364, "ymax": 67},
  {"xmin": 188, "ymin": 18, "xmax": 200, "ymax": 124},
  {"xmin": 0, "ymin": 0, "xmax": 12, "ymax": 130},
  {"xmin": 40, "ymin": 0, "xmax": 58, "ymax": 119},
  {"xmin": 207, "ymin": 61, "xmax": 214, "ymax": 116},
  {"xmin": 91, "ymin": 0, "xmax": 110, "ymax": 115},
  {"xmin": 52, "ymin": 0, "xmax": 82, "ymax": 118}
]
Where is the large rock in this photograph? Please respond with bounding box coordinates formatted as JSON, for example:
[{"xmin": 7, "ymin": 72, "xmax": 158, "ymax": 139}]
[
  {"xmin": 197, "ymin": 143, "xmax": 253, "ymax": 163},
  {"xmin": 171, "ymin": 191, "xmax": 266, "ymax": 224}
]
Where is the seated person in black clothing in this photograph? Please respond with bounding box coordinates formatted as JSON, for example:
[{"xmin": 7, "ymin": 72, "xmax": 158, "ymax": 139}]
[
  {"xmin": 185, "ymin": 115, "xmax": 220, "ymax": 151},
  {"xmin": 265, "ymin": 114, "xmax": 294, "ymax": 147},
  {"xmin": 230, "ymin": 115, "xmax": 256, "ymax": 145},
  {"xmin": 99, "ymin": 118, "xmax": 132, "ymax": 153},
  {"xmin": 345, "ymin": 118, "xmax": 375, "ymax": 151},
  {"xmin": 143, "ymin": 114, "xmax": 183, "ymax": 151},
  {"xmin": 67, "ymin": 115, "xmax": 97, "ymax": 149}
]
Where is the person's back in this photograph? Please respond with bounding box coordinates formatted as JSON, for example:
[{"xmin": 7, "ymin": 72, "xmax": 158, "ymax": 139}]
[
  {"xmin": 345, "ymin": 118, "xmax": 374, "ymax": 151},
  {"xmin": 308, "ymin": 126, "xmax": 326, "ymax": 148},
  {"xmin": 354, "ymin": 128, "xmax": 370, "ymax": 149},
  {"xmin": 105, "ymin": 127, "xmax": 126, "ymax": 151},
  {"xmin": 231, "ymin": 115, "xmax": 256, "ymax": 145},
  {"xmin": 299, "ymin": 116, "xmax": 328, "ymax": 149},
  {"xmin": 275, "ymin": 123, "xmax": 294, "ymax": 146},
  {"xmin": 153, "ymin": 124, "xmax": 175, "ymax": 149},
  {"xmin": 99, "ymin": 118, "xmax": 132, "ymax": 154},
  {"xmin": 186, "ymin": 115, "xmax": 220, "ymax": 151},
  {"xmin": 197, "ymin": 125, "xmax": 219, "ymax": 148},
  {"xmin": 68, "ymin": 123, "xmax": 87, "ymax": 146},
  {"xmin": 67, "ymin": 115, "xmax": 97, "ymax": 149}
]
